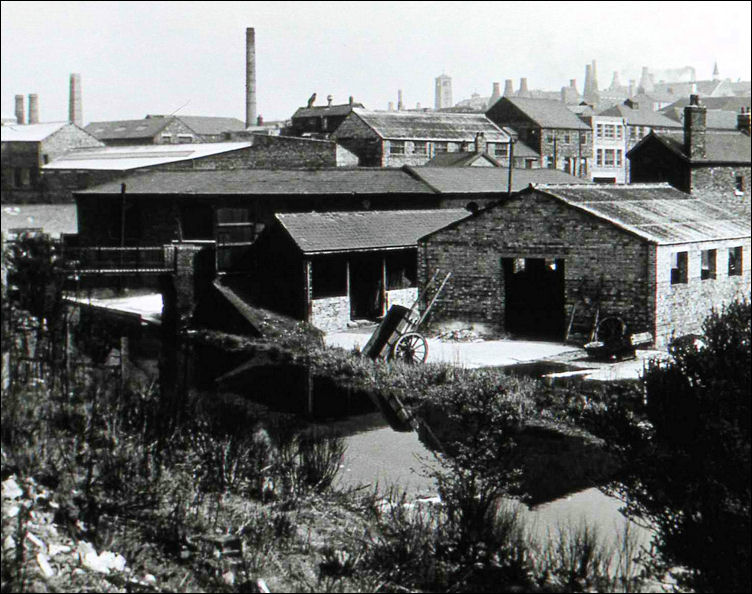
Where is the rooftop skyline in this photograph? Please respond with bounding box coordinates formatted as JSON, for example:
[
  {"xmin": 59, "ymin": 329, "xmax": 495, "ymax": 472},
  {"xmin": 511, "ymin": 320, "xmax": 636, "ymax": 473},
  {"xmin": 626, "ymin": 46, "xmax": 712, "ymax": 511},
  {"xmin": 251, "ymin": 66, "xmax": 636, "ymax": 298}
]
[{"xmin": 2, "ymin": 1, "xmax": 751, "ymax": 124}]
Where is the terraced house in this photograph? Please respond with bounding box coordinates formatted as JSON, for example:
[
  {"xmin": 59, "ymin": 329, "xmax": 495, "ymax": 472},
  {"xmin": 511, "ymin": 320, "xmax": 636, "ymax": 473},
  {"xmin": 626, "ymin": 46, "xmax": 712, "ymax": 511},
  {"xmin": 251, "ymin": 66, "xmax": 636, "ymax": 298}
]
[{"xmin": 330, "ymin": 108, "xmax": 512, "ymax": 167}]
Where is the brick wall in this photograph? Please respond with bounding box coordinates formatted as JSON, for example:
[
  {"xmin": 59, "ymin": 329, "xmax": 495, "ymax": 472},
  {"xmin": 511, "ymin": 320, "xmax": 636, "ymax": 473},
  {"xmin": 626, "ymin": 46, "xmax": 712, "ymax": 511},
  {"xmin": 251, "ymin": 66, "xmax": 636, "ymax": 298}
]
[
  {"xmin": 310, "ymin": 296, "xmax": 351, "ymax": 331},
  {"xmin": 654, "ymin": 239, "xmax": 751, "ymax": 345},
  {"xmin": 419, "ymin": 190, "xmax": 654, "ymax": 339}
]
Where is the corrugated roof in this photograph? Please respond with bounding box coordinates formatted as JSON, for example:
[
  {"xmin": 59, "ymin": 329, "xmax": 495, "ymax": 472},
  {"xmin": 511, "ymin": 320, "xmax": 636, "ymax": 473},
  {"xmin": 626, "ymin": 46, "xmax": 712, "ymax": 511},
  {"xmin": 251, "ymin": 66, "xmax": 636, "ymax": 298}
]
[
  {"xmin": 79, "ymin": 168, "xmax": 434, "ymax": 195},
  {"xmin": 1, "ymin": 121, "xmax": 68, "ymax": 142},
  {"xmin": 493, "ymin": 97, "xmax": 591, "ymax": 130},
  {"xmin": 650, "ymin": 131, "xmax": 751, "ymax": 163},
  {"xmin": 537, "ymin": 183, "xmax": 750, "ymax": 245},
  {"xmin": 175, "ymin": 116, "xmax": 247, "ymax": 135},
  {"xmin": 85, "ymin": 117, "xmax": 173, "ymax": 140},
  {"xmin": 44, "ymin": 142, "xmax": 252, "ymax": 171},
  {"xmin": 277, "ymin": 209, "xmax": 470, "ymax": 253},
  {"xmin": 350, "ymin": 108, "xmax": 511, "ymax": 142},
  {"xmin": 597, "ymin": 103, "xmax": 682, "ymax": 128},
  {"xmin": 405, "ymin": 166, "xmax": 587, "ymax": 193}
]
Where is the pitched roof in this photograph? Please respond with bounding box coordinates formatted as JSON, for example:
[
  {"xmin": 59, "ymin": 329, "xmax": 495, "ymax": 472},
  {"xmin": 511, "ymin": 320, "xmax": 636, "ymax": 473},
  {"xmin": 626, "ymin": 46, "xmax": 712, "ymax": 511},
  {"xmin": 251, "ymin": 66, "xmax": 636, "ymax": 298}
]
[
  {"xmin": 639, "ymin": 130, "xmax": 752, "ymax": 163},
  {"xmin": 277, "ymin": 209, "xmax": 470, "ymax": 254},
  {"xmin": 597, "ymin": 102, "xmax": 682, "ymax": 128},
  {"xmin": 659, "ymin": 95, "xmax": 751, "ymax": 115},
  {"xmin": 0, "ymin": 121, "xmax": 68, "ymax": 142},
  {"xmin": 404, "ymin": 166, "xmax": 587, "ymax": 193},
  {"xmin": 174, "ymin": 116, "xmax": 246, "ymax": 135},
  {"xmin": 85, "ymin": 117, "xmax": 173, "ymax": 140},
  {"xmin": 536, "ymin": 183, "xmax": 749, "ymax": 245},
  {"xmin": 491, "ymin": 97, "xmax": 591, "ymax": 130},
  {"xmin": 425, "ymin": 151, "xmax": 502, "ymax": 167},
  {"xmin": 79, "ymin": 168, "xmax": 434, "ymax": 195},
  {"xmin": 348, "ymin": 108, "xmax": 511, "ymax": 142},
  {"xmin": 292, "ymin": 103, "xmax": 364, "ymax": 119},
  {"xmin": 44, "ymin": 142, "xmax": 252, "ymax": 171}
]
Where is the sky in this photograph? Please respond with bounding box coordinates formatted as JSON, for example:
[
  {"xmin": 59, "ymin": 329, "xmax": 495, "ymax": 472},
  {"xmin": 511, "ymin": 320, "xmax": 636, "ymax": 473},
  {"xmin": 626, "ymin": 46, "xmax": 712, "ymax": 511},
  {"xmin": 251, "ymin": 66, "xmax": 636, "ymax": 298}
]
[{"xmin": 1, "ymin": 1, "xmax": 751, "ymax": 124}]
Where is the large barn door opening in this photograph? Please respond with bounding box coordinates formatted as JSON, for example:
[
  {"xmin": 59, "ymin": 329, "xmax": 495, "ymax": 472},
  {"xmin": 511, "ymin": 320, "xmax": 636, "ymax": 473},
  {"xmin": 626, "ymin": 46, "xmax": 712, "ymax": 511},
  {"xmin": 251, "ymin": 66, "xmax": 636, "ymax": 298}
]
[
  {"xmin": 502, "ymin": 257, "xmax": 566, "ymax": 340},
  {"xmin": 350, "ymin": 254, "xmax": 383, "ymax": 321}
]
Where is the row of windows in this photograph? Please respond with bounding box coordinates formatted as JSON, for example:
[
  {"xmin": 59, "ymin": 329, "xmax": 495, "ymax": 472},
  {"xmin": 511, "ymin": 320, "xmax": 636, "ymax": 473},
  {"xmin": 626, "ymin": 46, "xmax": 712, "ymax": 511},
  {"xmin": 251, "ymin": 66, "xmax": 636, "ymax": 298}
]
[
  {"xmin": 3, "ymin": 167, "xmax": 40, "ymax": 189},
  {"xmin": 596, "ymin": 149, "xmax": 623, "ymax": 167},
  {"xmin": 545, "ymin": 132, "xmax": 589, "ymax": 144},
  {"xmin": 596, "ymin": 124, "xmax": 624, "ymax": 140},
  {"xmin": 388, "ymin": 140, "xmax": 509, "ymax": 156},
  {"xmin": 671, "ymin": 247, "xmax": 744, "ymax": 285},
  {"xmin": 160, "ymin": 133, "xmax": 195, "ymax": 144}
]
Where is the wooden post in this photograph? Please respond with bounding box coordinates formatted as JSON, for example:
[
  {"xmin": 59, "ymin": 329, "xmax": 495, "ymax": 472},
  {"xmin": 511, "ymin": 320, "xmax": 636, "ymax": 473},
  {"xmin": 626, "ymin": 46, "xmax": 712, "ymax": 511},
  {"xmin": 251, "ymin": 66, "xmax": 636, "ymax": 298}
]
[
  {"xmin": 381, "ymin": 257, "xmax": 387, "ymax": 316},
  {"xmin": 303, "ymin": 259, "xmax": 313, "ymax": 322}
]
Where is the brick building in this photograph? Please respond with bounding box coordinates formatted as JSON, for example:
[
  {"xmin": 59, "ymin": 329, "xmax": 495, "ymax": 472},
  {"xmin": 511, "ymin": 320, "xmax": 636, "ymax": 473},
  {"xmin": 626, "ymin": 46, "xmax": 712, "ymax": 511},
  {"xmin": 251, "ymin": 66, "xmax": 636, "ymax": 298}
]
[
  {"xmin": 289, "ymin": 99, "xmax": 363, "ymax": 138},
  {"xmin": 330, "ymin": 108, "xmax": 512, "ymax": 167},
  {"xmin": 84, "ymin": 115, "xmax": 246, "ymax": 146},
  {"xmin": 418, "ymin": 184, "xmax": 750, "ymax": 346},
  {"xmin": 1, "ymin": 122, "xmax": 104, "ymax": 203},
  {"xmin": 580, "ymin": 114, "xmax": 628, "ymax": 183},
  {"xmin": 485, "ymin": 96, "xmax": 592, "ymax": 177},
  {"xmin": 252, "ymin": 209, "xmax": 468, "ymax": 330},
  {"xmin": 628, "ymin": 96, "xmax": 751, "ymax": 207}
]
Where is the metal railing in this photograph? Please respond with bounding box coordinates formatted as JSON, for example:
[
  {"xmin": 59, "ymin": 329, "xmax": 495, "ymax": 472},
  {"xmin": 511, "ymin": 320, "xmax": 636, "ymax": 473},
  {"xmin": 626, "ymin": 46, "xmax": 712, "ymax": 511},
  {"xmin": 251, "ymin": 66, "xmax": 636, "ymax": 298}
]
[{"xmin": 61, "ymin": 245, "xmax": 174, "ymax": 274}]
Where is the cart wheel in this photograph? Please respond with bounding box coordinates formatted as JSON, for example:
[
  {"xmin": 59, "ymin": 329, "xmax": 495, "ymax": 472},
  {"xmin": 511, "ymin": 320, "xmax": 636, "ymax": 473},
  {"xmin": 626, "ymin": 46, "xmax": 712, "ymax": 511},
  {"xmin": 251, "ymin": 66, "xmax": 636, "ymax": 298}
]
[
  {"xmin": 596, "ymin": 316, "xmax": 626, "ymax": 345},
  {"xmin": 392, "ymin": 332, "xmax": 429, "ymax": 364}
]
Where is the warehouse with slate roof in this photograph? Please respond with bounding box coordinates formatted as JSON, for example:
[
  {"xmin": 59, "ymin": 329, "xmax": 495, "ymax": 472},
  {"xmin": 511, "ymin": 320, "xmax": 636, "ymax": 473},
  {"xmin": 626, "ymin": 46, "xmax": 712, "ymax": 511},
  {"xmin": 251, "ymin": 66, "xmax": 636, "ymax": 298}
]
[
  {"xmin": 419, "ymin": 183, "xmax": 750, "ymax": 346},
  {"xmin": 251, "ymin": 209, "xmax": 468, "ymax": 330},
  {"xmin": 330, "ymin": 108, "xmax": 512, "ymax": 167}
]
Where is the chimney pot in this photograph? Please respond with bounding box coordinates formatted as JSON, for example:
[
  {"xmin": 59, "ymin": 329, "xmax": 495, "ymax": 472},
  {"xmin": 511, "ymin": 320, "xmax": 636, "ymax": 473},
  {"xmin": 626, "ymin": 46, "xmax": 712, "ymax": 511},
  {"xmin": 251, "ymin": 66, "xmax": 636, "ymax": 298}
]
[
  {"xmin": 14, "ymin": 94, "xmax": 25, "ymax": 125},
  {"xmin": 349, "ymin": 96, "xmax": 354, "ymax": 105},
  {"xmin": 28, "ymin": 94, "xmax": 39, "ymax": 124},
  {"xmin": 737, "ymin": 106, "xmax": 751, "ymax": 135},
  {"xmin": 257, "ymin": 114, "xmax": 264, "ymax": 126},
  {"xmin": 684, "ymin": 95, "xmax": 707, "ymax": 159},
  {"xmin": 474, "ymin": 131, "xmax": 487, "ymax": 154},
  {"xmin": 327, "ymin": 94, "xmax": 333, "ymax": 106}
]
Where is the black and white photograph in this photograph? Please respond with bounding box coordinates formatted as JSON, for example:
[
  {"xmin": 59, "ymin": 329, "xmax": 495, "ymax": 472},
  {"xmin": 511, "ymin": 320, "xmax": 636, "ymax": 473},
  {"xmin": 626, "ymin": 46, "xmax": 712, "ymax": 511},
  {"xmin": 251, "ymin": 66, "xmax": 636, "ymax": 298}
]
[{"xmin": 1, "ymin": 1, "xmax": 750, "ymax": 592}]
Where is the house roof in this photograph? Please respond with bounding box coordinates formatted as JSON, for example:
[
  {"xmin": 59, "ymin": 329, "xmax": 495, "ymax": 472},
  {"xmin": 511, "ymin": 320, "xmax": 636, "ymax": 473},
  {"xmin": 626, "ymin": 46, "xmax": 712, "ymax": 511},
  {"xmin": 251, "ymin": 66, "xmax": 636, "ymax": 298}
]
[
  {"xmin": 491, "ymin": 97, "xmax": 591, "ymax": 130},
  {"xmin": 85, "ymin": 117, "xmax": 174, "ymax": 140},
  {"xmin": 597, "ymin": 102, "xmax": 682, "ymax": 128},
  {"xmin": 425, "ymin": 151, "xmax": 502, "ymax": 167},
  {"xmin": 78, "ymin": 168, "xmax": 434, "ymax": 195},
  {"xmin": 404, "ymin": 166, "xmax": 587, "ymax": 194},
  {"xmin": 0, "ymin": 121, "xmax": 69, "ymax": 142},
  {"xmin": 173, "ymin": 116, "xmax": 247, "ymax": 135},
  {"xmin": 659, "ymin": 95, "xmax": 751, "ymax": 116},
  {"xmin": 537, "ymin": 183, "xmax": 750, "ymax": 245},
  {"xmin": 277, "ymin": 209, "xmax": 470, "ymax": 254},
  {"xmin": 44, "ymin": 142, "xmax": 252, "ymax": 171},
  {"xmin": 292, "ymin": 103, "xmax": 364, "ymax": 119},
  {"xmin": 347, "ymin": 108, "xmax": 511, "ymax": 142},
  {"xmin": 633, "ymin": 130, "xmax": 752, "ymax": 163}
]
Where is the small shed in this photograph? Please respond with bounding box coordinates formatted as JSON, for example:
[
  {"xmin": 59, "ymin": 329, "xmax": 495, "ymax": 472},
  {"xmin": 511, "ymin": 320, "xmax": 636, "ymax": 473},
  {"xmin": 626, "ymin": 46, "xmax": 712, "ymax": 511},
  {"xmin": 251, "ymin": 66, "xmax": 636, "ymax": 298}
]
[{"xmin": 252, "ymin": 209, "xmax": 469, "ymax": 331}]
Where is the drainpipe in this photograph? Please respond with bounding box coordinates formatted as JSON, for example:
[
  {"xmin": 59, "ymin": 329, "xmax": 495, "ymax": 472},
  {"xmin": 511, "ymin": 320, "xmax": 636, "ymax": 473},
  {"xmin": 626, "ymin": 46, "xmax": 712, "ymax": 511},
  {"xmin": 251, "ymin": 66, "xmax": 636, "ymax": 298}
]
[{"xmin": 507, "ymin": 139, "xmax": 515, "ymax": 195}]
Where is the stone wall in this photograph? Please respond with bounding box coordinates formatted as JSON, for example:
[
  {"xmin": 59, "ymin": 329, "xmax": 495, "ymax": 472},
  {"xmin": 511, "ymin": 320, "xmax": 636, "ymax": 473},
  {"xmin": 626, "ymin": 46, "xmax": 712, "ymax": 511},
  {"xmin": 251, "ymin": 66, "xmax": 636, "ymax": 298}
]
[
  {"xmin": 691, "ymin": 165, "xmax": 751, "ymax": 206},
  {"xmin": 654, "ymin": 239, "xmax": 751, "ymax": 345},
  {"xmin": 538, "ymin": 128, "xmax": 592, "ymax": 176},
  {"xmin": 310, "ymin": 296, "xmax": 351, "ymax": 332},
  {"xmin": 419, "ymin": 190, "xmax": 653, "ymax": 339},
  {"xmin": 330, "ymin": 114, "xmax": 384, "ymax": 166},
  {"xmin": 385, "ymin": 287, "xmax": 418, "ymax": 310}
]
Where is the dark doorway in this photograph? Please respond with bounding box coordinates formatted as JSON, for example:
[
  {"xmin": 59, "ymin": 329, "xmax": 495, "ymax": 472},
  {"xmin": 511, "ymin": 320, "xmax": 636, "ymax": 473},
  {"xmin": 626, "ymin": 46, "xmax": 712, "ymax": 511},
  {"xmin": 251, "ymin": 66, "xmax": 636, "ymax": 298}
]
[
  {"xmin": 502, "ymin": 257, "xmax": 566, "ymax": 340},
  {"xmin": 350, "ymin": 254, "xmax": 383, "ymax": 320}
]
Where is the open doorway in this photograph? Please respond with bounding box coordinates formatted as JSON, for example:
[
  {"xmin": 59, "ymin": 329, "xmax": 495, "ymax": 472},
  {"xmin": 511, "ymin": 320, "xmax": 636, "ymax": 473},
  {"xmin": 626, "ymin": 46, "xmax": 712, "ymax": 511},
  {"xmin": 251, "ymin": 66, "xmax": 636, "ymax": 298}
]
[
  {"xmin": 502, "ymin": 257, "xmax": 566, "ymax": 340},
  {"xmin": 349, "ymin": 254, "xmax": 383, "ymax": 320}
]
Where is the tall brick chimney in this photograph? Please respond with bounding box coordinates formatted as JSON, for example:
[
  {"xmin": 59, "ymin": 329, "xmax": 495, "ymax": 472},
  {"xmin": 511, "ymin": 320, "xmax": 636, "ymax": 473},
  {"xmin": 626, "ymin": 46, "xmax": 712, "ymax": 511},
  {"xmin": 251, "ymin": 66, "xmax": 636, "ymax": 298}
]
[
  {"xmin": 503, "ymin": 79, "xmax": 514, "ymax": 97},
  {"xmin": 28, "ymin": 94, "xmax": 39, "ymax": 124},
  {"xmin": 397, "ymin": 89, "xmax": 404, "ymax": 111},
  {"xmin": 245, "ymin": 27, "xmax": 256, "ymax": 128},
  {"xmin": 14, "ymin": 95, "xmax": 24, "ymax": 124},
  {"xmin": 684, "ymin": 94, "xmax": 707, "ymax": 160},
  {"xmin": 69, "ymin": 73, "xmax": 83, "ymax": 126},
  {"xmin": 738, "ymin": 107, "xmax": 751, "ymax": 136}
]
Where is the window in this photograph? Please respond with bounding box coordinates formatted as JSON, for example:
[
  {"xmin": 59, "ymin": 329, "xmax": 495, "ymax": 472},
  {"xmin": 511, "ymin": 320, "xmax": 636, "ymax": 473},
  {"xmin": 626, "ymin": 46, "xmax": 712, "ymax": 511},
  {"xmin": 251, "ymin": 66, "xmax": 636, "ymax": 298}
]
[
  {"xmin": 160, "ymin": 133, "xmax": 172, "ymax": 143},
  {"xmin": 495, "ymin": 144, "xmax": 508, "ymax": 157},
  {"xmin": 434, "ymin": 142, "xmax": 448, "ymax": 153},
  {"xmin": 596, "ymin": 124, "xmax": 603, "ymax": 138},
  {"xmin": 701, "ymin": 249, "xmax": 716, "ymax": 280},
  {"xmin": 563, "ymin": 134, "xmax": 570, "ymax": 144},
  {"xmin": 736, "ymin": 176, "xmax": 745, "ymax": 192},
  {"xmin": 413, "ymin": 142, "xmax": 427, "ymax": 154},
  {"xmin": 513, "ymin": 258, "xmax": 526, "ymax": 274},
  {"xmin": 728, "ymin": 246, "xmax": 743, "ymax": 276},
  {"xmin": 604, "ymin": 149, "xmax": 615, "ymax": 166},
  {"xmin": 389, "ymin": 141, "xmax": 404, "ymax": 155},
  {"xmin": 604, "ymin": 125, "xmax": 615, "ymax": 139},
  {"xmin": 546, "ymin": 155, "xmax": 555, "ymax": 169},
  {"xmin": 546, "ymin": 134, "xmax": 554, "ymax": 143},
  {"xmin": 616, "ymin": 126, "xmax": 623, "ymax": 140},
  {"xmin": 312, "ymin": 256, "xmax": 348, "ymax": 298},
  {"xmin": 596, "ymin": 149, "xmax": 603, "ymax": 166},
  {"xmin": 616, "ymin": 150, "xmax": 622, "ymax": 167},
  {"xmin": 671, "ymin": 251, "xmax": 688, "ymax": 285},
  {"xmin": 177, "ymin": 134, "xmax": 193, "ymax": 143}
]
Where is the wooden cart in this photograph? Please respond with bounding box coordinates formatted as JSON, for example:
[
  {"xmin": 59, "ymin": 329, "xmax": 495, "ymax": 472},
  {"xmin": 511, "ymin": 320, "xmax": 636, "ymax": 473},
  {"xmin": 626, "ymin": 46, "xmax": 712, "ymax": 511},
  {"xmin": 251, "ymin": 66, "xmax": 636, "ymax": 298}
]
[{"xmin": 362, "ymin": 272, "xmax": 451, "ymax": 364}]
